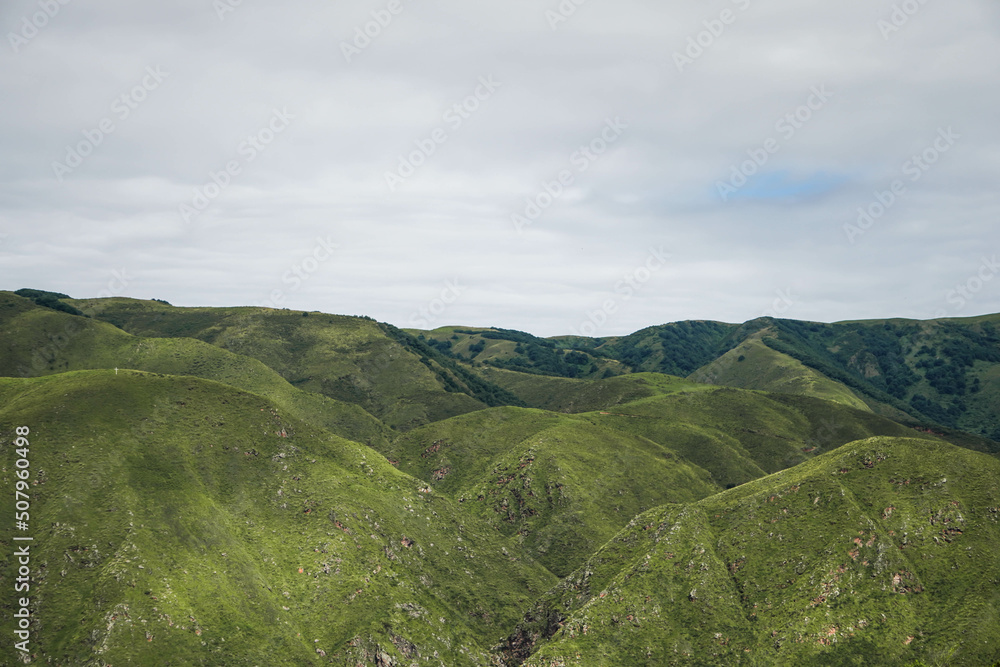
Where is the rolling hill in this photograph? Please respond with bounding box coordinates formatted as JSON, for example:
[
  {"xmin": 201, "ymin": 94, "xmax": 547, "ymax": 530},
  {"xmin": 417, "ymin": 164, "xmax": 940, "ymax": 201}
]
[
  {"xmin": 0, "ymin": 371, "xmax": 555, "ymax": 665},
  {"xmin": 501, "ymin": 436, "xmax": 1000, "ymax": 666},
  {"xmin": 64, "ymin": 296, "xmax": 518, "ymax": 431},
  {"xmin": 2, "ymin": 288, "xmax": 999, "ymax": 666},
  {"xmin": 0, "ymin": 292, "xmax": 392, "ymax": 448},
  {"xmin": 380, "ymin": 378, "xmax": 936, "ymax": 576}
]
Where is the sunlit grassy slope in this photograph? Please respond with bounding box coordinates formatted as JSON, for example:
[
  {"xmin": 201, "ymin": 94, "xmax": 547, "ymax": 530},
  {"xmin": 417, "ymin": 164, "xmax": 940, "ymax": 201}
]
[
  {"xmin": 65, "ymin": 296, "xmax": 488, "ymax": 430},
  {"xmin": 0, "ymin": 371, "xmax": 556, "ymax": 665},
  {"xmin": 0, "ymin": 292, "xmax": 392, "ymax": 448},
  {"xmin": 503, "ymin": 436, "xmax": 1000, "ymax": 666},
  {"xmin": 3, "ymin": 289, "xmax": 998, "ymax": 666},
  {"xmin": 689, "ymin": 334, "xmax": 870, "ymax": 411},
  {"xmin": 383, "ymin": 406, "xmax": 717, "ymax": 576},
  {"xmin": 381, "ymin": 383, "xmax": 934, "ymax": 576}
]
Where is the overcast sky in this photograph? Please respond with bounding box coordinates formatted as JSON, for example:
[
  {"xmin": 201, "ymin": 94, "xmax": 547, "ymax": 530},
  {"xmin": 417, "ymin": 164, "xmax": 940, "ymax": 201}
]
[{"xmin": 1, "ymin": 0, "xmax": 998, "ymax": 336}]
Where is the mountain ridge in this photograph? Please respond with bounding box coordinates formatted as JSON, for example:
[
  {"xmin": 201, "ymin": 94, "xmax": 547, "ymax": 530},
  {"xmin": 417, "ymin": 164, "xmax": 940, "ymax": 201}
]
[{"xmin": 3, "ymin": 288, "xmax": 999, "ymax": 665}]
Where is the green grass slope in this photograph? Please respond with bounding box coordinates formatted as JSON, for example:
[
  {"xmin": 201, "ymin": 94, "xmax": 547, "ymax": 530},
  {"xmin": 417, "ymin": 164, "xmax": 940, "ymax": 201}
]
[
  {"xmin": 65, "ymin": 296, "xmax": 495, "ymax": 430},
  {"xmin": 756, "ymin": 317, "xmax": 1000, "ymax": 443},
  {"xmin": 502, "ymin": 437, "xmax": 1000, "ymax": 666},
  {"xmin": 571, "ymin": 387, "xmax": 935, "ymax": 489},
  {"xmin": 476, "ymin": 368, "xmax": 712, "ymax": 413},
  {"xmin": 689, "ymin": 334, "xmax": 870, "ymax": 411},
  {"xmin": 0, "ymin": 371, "xmax": 556, "ymax": 665},
  {"xmin": 383, "ymin": 407, "xmax": 718, "ymax": 576},
  {"xmin": 0, "ymin": 292, "xmax": 392, "ymax": 448},
  {"xmin": 380, "ymin": 384, "xmax": 929, "ymax": 576}
]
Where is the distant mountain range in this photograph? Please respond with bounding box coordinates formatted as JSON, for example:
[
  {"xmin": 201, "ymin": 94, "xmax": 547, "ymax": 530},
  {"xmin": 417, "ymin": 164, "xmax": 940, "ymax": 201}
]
[{"xmin": 2, "ymin": 288, "xmax": 999, "ymax": 665}]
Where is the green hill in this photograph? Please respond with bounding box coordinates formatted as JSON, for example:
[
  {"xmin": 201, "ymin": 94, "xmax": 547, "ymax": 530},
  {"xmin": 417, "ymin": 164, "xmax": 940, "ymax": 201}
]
[
  {"xmin": 476, "ymin": 369, "xmax": 711, "ymax": 413},
  {"xmin": 380, "ymin": 382, "xmax": 934, "ymax": 576},
  {"xmin": 383, "ymin": 407, "xmax": 718, "ymax": 576},
  {"xmin": 751, "ymin": 317, "xmax": 1000, "ymax": 441},
  {"xmin": 501, "ymin": 436, "xmax": 1000, "ymax": 666},
  {"xmin": 0, "ymin": 292, "xmax": 392, "ymax": 448},
  {"xmin": 3, "ymin": 289, "xmax": 1000, "ymax": 665},
  {"xmin": 689, "ymin": 334, "xmax": 871, "ymax": 411},
  {"xmin": 569, "ymin": 388, "xmax": 930, "ymax": 489},
  {"xmin": 61, "ymin": 294, "xmax": 1000, "ymax": 446},
  {"xmin": 416, "ymin": 314, "xmax": 1000, "ymax": 450},
  {"xmin": 411, "ymin": 326, "xmax": 627, "ymax": 379},
  {"xmin": 0, "ymin": 371, "xmax": 555, "ymax": 665},
  {"xmin": 479, "ymin": 371, "xmax": 932, "ymax": 489},
  {"xmin": 409, "ymin": 321, "xmax": 738, "ymax": 381},
  {"xmin": 578, "ymin": 320, "xmax": 740, "ymax": 377},
  {"xmin": 66, "ymin": 296, "xmax": 512, "ymax": 430}
]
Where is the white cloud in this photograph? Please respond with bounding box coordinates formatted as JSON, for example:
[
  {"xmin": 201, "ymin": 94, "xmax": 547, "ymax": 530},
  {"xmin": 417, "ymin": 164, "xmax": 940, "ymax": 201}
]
[{"xmin": 1, "ymin": 0, "xmax": 998, "ymax": 335}]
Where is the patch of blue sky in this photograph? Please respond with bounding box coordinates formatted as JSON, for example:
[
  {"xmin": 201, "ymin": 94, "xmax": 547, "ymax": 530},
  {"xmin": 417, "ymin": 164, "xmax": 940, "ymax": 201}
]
[{"xmin": 719, "ymin": 170, "xmax": 850, "ymax": 203}]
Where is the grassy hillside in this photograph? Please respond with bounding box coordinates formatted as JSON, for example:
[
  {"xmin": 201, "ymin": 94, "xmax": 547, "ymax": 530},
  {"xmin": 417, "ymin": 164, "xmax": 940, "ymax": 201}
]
[
  {"xmin": 0, "ymin": 293, "xmax": 392, "ymax": 448},
  {"xmin": 502, "ymin": 437, "xmax": 1000, "ymax": 666},
  {"xmin": 63, "ymin": 293, "xmax": 1000, "ymax": 446},
  {"xmin": 4, "ymin": 288, "xmax": 999, "ymax": 665},
  {"xmin": 0, "ymin": 371, "xmax": 556, "ymax": 665},
  {"xmin": 476, "ymin": 369, "xmax": 712, "ymax": 413},
  {"xmin": 574, "ymin": 388, "xmax": 931, "ymax": 488},
  {"xmin": 380, "ymin": 383, "xmax": 935, "ymax": 576},
  {"xmin": 759, "ymin": 317, "xmax": 1000, "ymax": 441},
  {"xmin": 410, "ymin": 320, "xmax": 740, "ymax": 381},
  {"xmin": 689, "ymin": 334, "xmax": 870, "ymax": 411},
  {"xmin": 417, "ymin": 314, "xmax": 1000, "ymax": 452},
  {"xmin": 383, "ymin": 407, "xmax": 718, "ymax": 576},
  {"xmin": 67, "ymin": 296, "xmax": 495, "ymax": 430}
]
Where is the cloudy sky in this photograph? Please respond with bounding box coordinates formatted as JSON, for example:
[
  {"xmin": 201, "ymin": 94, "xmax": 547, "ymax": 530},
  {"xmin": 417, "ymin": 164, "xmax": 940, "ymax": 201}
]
[{"xmin": 1, "ymin": 0, "xmax": 998, "ymax": 336}]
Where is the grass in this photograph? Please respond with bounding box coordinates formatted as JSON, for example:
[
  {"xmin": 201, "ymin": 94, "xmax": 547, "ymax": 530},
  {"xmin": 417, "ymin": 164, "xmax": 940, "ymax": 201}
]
[
  {"xmin": 0, "ymin": 292, "xmax": 393, "ymax": 448},
  {"xmin": 64, "ymin": 295, "xmax": 487, "ymax": 430},
  {"xmin": 505, "ymin": 437, "xmax": 1000, "ymax": 666},
  {"xmin": 476, "ymin": 369, "xmax": 708, "ymax": 413},
  {"xmin": 379, "ymin": 382, "xmax": 936, "ymax": 577},
  {"xmin": 688, "ymin": 334, "xmax": 870, "ymax": 411},
  {"xmin": 0, "ymin": 371, "xmax": 556, "ymax": 665},
  {"xmin": 383, "ymin": 407, "xmax": 717, "ymax": 576},
  {"xmin": 3, "ymin": 291, "xmax": 1000, "ymax": 665},
  {"xmin": 571, "ymin": 387, "xmax": 935, "ymax": 488}
]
